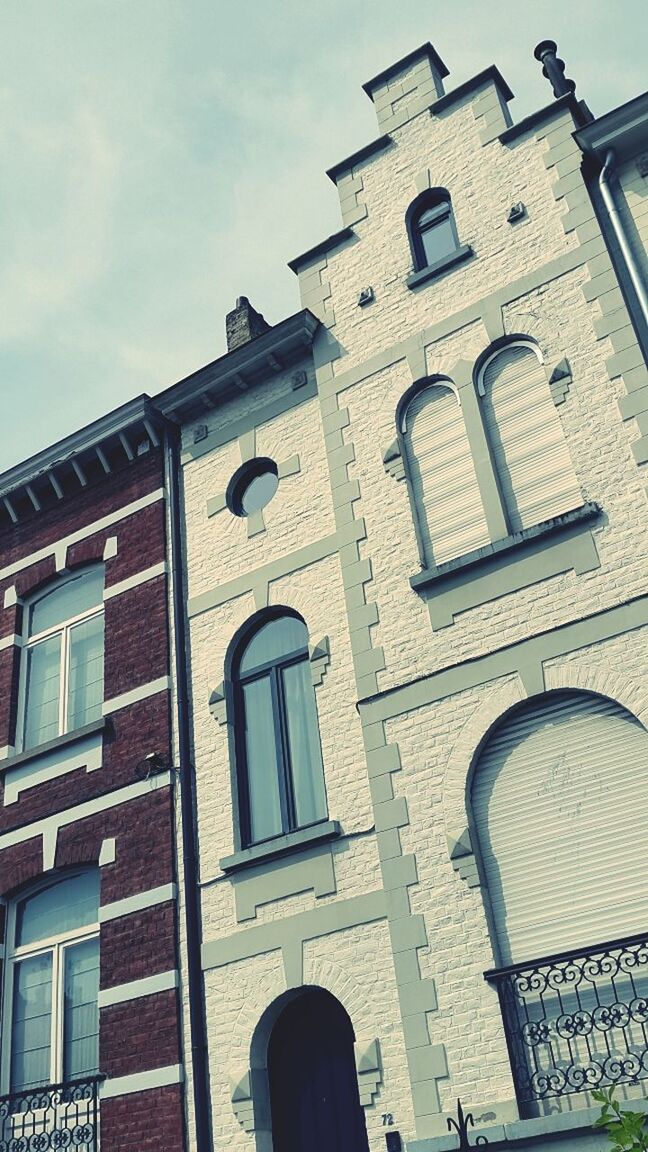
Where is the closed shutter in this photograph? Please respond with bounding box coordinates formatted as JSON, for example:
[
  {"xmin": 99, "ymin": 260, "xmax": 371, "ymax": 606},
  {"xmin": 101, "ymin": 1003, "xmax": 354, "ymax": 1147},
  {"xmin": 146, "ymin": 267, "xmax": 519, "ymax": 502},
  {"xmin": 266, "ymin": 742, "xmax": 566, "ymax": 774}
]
[
  {"xmin": 404, "ymin": 383, "xmax": 489, "ymax": 565},
  {"xmin": 481, "ymin": 345, "xmax": 582, "ymax": 533},
  {"xmin": 472, "ymin": 691, "xmax": 648, "ymax": 965}
]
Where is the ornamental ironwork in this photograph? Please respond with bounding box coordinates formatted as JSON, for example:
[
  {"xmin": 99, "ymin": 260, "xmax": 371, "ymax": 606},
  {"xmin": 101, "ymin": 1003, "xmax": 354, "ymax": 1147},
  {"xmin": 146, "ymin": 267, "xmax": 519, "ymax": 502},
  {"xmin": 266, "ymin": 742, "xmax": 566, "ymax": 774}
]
[
  {"xmin": 0, "ymin": 1076, "xmax": 101, "ymax": 1151},
  {"xmin": 485, "ymin": 934, "xmax": 648, "ymax": 1111}
]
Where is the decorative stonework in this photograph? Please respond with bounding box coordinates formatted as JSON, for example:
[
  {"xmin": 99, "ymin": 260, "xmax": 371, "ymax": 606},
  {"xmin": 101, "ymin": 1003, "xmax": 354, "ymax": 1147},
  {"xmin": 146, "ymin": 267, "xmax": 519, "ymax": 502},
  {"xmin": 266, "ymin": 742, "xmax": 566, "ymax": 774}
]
[
  {"xmin": 355, "ymin": 1037, "xmax": 383, "ymax": 1106},
  {"xmin": 309, "ymin": 635, "xmax": 331, "ymax": 686},
  {"xmin": 208, "ymin": 682, "xmax": 228, "ymax": 726},
  {"xmin": 383, "ymin": 439, "xmax": 405, "ymax": 481},
  {"xmin": 230, "ymin": 1068, "xmax": 256, "ymax": 1133},
  {"xmin": 549, "ymin": 357, "xmax": 572, "ymax": 404}
]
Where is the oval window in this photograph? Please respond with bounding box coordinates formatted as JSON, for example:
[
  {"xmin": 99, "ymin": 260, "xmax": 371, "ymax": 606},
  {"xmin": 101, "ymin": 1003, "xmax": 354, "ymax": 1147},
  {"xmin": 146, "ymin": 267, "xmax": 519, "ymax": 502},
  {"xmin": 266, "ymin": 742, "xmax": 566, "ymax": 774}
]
[{"xmin": 227, "ymin": 458, "xmax": 279, "ymax": 517}]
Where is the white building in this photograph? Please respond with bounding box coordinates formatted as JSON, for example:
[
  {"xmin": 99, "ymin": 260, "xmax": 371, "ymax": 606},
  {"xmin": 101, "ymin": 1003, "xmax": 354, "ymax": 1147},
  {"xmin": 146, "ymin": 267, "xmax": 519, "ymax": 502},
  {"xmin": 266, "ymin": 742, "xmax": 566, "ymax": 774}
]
[{"xmin": 158, "ymin": 39, "xmax": 648, "ymax": 1152}]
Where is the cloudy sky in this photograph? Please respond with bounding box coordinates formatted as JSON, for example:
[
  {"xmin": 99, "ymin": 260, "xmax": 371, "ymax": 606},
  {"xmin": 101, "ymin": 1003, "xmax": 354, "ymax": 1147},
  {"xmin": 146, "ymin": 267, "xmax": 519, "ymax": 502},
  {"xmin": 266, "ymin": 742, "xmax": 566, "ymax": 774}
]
[{"xmin": 1, "ymin": 0, "xmax": 644, "ymax": 471}]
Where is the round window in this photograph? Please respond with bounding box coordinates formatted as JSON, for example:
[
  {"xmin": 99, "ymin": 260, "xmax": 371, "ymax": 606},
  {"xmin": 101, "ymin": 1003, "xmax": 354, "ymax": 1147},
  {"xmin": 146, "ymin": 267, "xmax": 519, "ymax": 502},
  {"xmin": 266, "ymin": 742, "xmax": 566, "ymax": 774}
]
[{"xmin": 227, "ymin": 458, "xmax": 279, "ymax": 518}]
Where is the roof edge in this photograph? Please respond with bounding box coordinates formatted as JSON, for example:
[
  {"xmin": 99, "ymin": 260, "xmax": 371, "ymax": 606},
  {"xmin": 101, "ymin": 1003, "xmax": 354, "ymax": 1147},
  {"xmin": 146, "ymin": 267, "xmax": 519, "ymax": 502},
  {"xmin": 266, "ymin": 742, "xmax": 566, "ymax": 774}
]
[
  {"xmin": 288, "ymin": 228, "xmax": 356, "ymax": 274},
  {"xmin": 362, "ymin": 43, "xmax": 449, "ymax": 97},
  {"xmin": 0, "ymin": 394, "xmax": 157, "ymax": 499},
  {"xmin": 430, "ymin": 65, "xmax": 514, "ymax": 115}
]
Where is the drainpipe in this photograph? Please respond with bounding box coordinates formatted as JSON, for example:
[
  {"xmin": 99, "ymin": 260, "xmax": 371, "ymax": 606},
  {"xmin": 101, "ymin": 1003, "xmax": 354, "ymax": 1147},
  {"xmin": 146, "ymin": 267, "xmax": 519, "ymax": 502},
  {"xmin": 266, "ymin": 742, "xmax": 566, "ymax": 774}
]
[
  {"xmin": 599, "ymin": 149, "xmax": 648, "ymax": 330},
  {"xmin": 163, "ymin": 419, "xmax": 213, "ymax": 1152}
]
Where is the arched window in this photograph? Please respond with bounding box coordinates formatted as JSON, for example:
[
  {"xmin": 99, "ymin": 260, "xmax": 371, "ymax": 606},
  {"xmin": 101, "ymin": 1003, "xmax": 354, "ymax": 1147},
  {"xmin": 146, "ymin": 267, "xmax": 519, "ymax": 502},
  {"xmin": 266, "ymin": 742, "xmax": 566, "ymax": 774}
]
[
  {"xmin": 2, "ymin": 871, "xmax": 100, "ymax": 1092},
  {"xmin": 472, "ymin": 691, "xmax": 648, "ymax": 1112},
  {"xmin": 233, "ymin": 613, "xmax": 327, "ymax": 847},
  {"xmin": 407, "ymin": 189, "xmax": 460, "ymax": 272},
  {"xmin": 401, "ymin": 381, "xmax": 490, "ymax": 566},
  {"xmin": 472, "ymin": 691, "xmax": 648, "ymax": 965},
  {"xmin": 478, "ymin": 342, "xmax": 582, "ymax": 534},
  {"xmin": 20, "ymin": 568, "xmax": 104, "ymax": 751}
]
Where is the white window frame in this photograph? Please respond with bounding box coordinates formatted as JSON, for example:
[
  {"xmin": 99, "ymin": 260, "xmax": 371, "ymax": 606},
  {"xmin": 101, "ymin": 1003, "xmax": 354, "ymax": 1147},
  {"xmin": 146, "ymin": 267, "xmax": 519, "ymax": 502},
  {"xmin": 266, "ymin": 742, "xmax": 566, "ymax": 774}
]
[
  {"xmin": 0, "ymin": 875, "xmax": 100, "ymax": 1095},
  {"xmin": 17, "ymin": 572, "xmax": 104, "ymax": 754}
]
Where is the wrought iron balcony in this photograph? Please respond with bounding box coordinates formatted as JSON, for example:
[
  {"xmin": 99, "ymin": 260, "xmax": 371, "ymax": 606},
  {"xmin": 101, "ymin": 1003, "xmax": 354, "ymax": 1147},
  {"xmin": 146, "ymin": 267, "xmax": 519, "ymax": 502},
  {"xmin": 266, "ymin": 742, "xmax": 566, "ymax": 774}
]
[
  {"xmin": 485, "ymin": 933, "xmax": 648, "ymax": 1113},
  {"xmin": 0, "ymin": 1075, "xmax": 102, "ymax": 1151}
]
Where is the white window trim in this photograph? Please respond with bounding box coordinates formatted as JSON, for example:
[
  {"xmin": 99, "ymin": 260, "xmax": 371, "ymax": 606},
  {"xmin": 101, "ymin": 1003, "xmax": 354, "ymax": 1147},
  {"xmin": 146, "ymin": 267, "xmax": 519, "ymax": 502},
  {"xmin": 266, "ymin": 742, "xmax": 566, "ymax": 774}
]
[
  {"xmin": 17, "ymin": 574, "xmax": 104, "ymax": 755},
  {"xmin": 0, "ymin": 876, "xmax": 100, "ymax": 1095}
]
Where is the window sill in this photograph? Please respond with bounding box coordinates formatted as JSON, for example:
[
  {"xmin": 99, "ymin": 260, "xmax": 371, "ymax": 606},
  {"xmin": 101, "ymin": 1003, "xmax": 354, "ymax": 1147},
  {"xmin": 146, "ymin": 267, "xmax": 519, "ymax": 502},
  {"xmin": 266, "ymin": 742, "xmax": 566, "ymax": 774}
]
[
  {"xmin": 0, "ymin": 718, "xmax": 110, "ymax": 775},
  {"xmin": 410, "ymin": 502, "xmax": 601, "ymax": 592},
  {"xmin": 409, "ymin": 502, "xmax": 602, "ymax": 629},
  {"xmin": 220, "ymin": 820, "xmax": 341, "ymax": 875},
  {"xmin": 406, "ymin": 244, "xmax": 473, "ymax": 289}
]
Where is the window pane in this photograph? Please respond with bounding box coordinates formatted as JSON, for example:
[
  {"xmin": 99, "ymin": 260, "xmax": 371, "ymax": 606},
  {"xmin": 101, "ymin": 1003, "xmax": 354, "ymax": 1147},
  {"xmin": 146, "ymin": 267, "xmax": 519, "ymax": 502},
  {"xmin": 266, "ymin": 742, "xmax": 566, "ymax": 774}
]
[
  {"xmin": 11, "ymin": 953, "xmax": 53, "ymax": 1091},
  {"xmin": 243, "ymin": 677, "xmax": 283, "ymax": 843},
  {"xmin": 64, "ymin": 938, "xmax": 99, "ymax": 1081},
  {"xmin": 418, "ymin": 202, "xmax": 449, "ymax": 227},
  {"xmin": 67, "ymin": 614, "xmax": 104, "ymax": 731},
  {"xmin": 23, "ymin": 636, "xmax": 62, "ymax": 750},
  {"xmin": 240, "ymin": 616, "xmax": 308, "ymax": 675},
  {"xmin": 421, "ymin": 215, "xmax": 457, "ymax": 266},
  {"xmin": 283, "ymin": 660, "xmax": 327, "ymax": 828},
  {"xmin": 240, "ymin": 470, "xmax": 279, "ymax": 515},
  {"xmin": 17, "ymin": 873, "xmax": 100, "ymax": 947},
  {"xmin": 29, "ymin": 570, "xmax": 103, "ymax": 636}
]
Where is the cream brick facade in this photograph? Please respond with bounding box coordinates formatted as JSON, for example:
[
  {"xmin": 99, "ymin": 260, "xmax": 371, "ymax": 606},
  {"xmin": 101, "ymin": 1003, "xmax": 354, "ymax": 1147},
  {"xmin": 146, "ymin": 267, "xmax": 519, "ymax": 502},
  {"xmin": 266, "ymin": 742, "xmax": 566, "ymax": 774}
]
[{"xmin": 176, "ymin": 40, "xmax": 648, "ymax": 1152}]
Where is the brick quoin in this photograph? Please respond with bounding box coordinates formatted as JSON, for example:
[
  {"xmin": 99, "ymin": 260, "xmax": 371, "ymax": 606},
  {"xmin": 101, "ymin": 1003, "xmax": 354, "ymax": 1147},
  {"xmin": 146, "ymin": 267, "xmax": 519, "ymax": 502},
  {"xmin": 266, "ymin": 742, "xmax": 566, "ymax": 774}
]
[
  {"xmin": 99, "ymin": 1085, "xmax": 184, "ymax": 1152},
  {"xmin": 100, "ymin": 903, "xmax": 177, "ymax": 988},
  {"xmin": 100, "ymin": 989, "xmax": 182, "ymax": 1078}
]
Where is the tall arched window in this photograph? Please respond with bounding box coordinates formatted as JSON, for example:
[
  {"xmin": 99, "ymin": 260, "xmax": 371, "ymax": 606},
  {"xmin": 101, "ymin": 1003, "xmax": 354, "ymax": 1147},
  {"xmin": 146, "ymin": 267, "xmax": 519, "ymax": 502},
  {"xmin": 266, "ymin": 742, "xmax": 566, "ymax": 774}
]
[
  {"xmin": 20, "ymin": 568, "xmax": 104, "ymax": 751},
  {"xmin": 401, "ymin": 381, "xmax": 490, "ymax": 566},
  {"xmin": 2, "ymin": 871, "xmax": 100, "ymax": 1092},
  {"xmin": 233, "ymin": 613, "xmax": 328, "ymax": 847},
  {"xmin": 472, "ymin": 691, "xmax": 648, "ymax": 1111},
  {"xmin": 478, "ymin": 342, "xmax": 582, "ymax": 534},
  {"xmin": 407, "ymin": 189, "xmax": 460, "ymax": 272}
]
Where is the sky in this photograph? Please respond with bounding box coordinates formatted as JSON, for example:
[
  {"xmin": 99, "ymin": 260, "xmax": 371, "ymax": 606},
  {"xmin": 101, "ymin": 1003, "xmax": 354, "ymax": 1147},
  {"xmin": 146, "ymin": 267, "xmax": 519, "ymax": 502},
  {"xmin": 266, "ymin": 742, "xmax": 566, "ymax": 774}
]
[{"xmin": 0, "ymin": 0, "xmax": 645, "ymax": 472}]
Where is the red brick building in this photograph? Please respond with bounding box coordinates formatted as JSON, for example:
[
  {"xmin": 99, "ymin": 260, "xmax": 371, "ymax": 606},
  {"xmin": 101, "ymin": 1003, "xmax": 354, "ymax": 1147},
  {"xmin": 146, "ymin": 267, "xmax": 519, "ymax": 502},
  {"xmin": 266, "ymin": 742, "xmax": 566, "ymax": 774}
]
[{"xmin": 0, "ymin": 398, "xmax": 185, "ymax": 1150}]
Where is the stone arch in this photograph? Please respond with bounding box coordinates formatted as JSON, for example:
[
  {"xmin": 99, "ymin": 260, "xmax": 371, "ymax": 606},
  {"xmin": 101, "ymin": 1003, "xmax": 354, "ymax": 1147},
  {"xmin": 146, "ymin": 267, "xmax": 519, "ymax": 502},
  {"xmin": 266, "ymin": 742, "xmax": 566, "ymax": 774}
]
[
  {"xmin": 230, "ymin": 971, "xmax": 381, "ymax": 1148},
  {"xmin": 443, "ymin": 668, "xmax": 648, "ymax": 890}
]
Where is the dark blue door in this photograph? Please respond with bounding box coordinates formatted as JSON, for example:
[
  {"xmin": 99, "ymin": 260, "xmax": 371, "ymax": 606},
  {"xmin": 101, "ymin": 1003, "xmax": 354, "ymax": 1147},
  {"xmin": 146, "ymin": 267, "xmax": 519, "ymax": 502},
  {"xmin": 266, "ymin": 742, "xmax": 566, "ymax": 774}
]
[{"xmin": 267, "ymin": 989, "xmax": 370, "ymax": 1152}]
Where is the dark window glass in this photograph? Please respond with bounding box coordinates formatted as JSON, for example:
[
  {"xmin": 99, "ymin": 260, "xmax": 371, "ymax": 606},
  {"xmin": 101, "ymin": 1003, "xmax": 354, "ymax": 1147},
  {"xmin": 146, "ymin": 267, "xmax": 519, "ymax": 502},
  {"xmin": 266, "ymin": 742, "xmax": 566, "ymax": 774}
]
[
  {"xmin": 235, "ymin": 615, "xmax": 328, "ymax": 846},
  {"xmin": 408, "ymin": 191, "xmax": 460, "ymax": 271}
]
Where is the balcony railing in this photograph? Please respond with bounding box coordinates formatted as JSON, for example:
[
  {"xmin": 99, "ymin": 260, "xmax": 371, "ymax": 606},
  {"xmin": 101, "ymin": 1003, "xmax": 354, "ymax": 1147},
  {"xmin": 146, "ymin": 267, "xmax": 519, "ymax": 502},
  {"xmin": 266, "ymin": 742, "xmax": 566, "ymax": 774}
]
[
  {"xmin": 485, "ymin": 933, "xmax": 648, "ymax": 1113},
  {"xmin": 0, "ymin": 1075, "xmax": 102, "ymax": 1151}
]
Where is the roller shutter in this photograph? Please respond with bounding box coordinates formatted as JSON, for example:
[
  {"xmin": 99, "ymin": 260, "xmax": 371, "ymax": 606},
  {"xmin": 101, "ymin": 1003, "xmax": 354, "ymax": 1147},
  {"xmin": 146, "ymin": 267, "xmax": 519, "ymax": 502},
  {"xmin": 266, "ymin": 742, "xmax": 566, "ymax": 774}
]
[
  {"xmin": 481, "ymin": 345, "xmax": 582, "ymax": 533},
  {"xmin": 404, "ymin": 384, "xmax": 490, "ymax": 565},
  {"xmin": 472, "ymin": 691, "xmax": 648, "ymax": 966}
]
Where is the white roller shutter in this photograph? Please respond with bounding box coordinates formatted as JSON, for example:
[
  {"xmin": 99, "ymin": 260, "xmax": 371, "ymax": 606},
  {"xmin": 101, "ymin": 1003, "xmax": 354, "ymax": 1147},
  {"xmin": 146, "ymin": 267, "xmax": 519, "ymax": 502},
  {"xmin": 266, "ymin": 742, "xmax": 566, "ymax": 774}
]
[
  {"xmin": 472, "ymin": 691, "xmax": 648, "ymax": 966},
  {"xmin": 481, "ymin": 345, "xmax": 582, "ymax": 533},
  {"xmin": 404, "ymin": 384, "xmax": 490, "ymax": 565}
]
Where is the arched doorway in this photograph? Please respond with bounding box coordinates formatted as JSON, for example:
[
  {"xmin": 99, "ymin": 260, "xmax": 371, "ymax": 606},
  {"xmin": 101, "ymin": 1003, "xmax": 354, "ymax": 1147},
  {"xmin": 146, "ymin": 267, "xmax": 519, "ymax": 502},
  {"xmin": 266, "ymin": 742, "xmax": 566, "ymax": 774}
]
[{"xmin": 267, "ymin": 988, "xmax": 369, "ymax": 1152}]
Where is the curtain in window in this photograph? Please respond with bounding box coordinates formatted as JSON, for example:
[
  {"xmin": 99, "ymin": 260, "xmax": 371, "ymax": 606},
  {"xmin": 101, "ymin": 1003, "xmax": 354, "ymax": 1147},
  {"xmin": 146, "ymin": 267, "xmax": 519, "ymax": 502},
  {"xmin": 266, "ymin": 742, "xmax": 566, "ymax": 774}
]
[
  {"xmin": 282, "ymin": 660, "xmax": 327, "ymax": 828},
  {"xmin": 403, "ymin": 383, "xmax": 490, "ymax": 565},
  {"xmin": 243, "ymin": 676, "xmax": 283, "ymax": 843},
  {"xmin": 481, "ymin": 345, "xmax": 582, "ymax": 533}
]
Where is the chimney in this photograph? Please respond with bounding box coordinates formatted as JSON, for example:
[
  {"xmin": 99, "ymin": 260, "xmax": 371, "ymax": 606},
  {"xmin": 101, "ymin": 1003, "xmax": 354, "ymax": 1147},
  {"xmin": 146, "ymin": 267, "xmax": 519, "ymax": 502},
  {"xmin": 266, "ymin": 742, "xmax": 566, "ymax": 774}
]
[
  {"xmin": 534, "ymin": 40, "xmax": 576, "ymax": 100},
  {"xmin": 225, "ymin": 297, "xmax": 271, "ymax": 353}
]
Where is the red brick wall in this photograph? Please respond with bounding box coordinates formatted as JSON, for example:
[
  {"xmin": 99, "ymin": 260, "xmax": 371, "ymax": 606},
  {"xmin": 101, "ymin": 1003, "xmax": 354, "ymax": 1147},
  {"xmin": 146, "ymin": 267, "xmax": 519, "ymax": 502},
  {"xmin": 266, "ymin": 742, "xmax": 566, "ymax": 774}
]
[
  {"xmin": 101, "ymin": 989, "xmax": 181, "ymax": 1078},
  {"xmin": 0, "ymin": 448, "xmax": 187, "ymax": 1148},
  {"xmin": 100, "ymin": 1085, "xmax": 185, "ymax": 1152}
]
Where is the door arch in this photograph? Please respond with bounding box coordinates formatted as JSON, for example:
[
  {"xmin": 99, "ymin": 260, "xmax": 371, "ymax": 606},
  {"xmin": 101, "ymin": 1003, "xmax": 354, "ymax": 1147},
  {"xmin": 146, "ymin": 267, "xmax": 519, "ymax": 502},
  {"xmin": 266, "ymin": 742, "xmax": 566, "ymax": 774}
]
[{"xmin": 267, "ymin": 988, "xmax": 369, "ymax": 1152}]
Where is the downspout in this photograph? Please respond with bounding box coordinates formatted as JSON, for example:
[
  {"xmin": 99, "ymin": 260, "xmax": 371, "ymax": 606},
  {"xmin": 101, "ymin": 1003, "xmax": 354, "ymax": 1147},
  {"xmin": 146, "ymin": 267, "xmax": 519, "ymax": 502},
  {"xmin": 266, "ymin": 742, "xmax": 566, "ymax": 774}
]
[
  {"xmin": 599, "ymin": 149, "xmax": 648, "ymax": 329},
  {"xmin": 163, "ymin": 419, "xmax": 213, "ymax": 1152}
]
